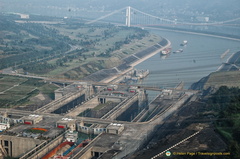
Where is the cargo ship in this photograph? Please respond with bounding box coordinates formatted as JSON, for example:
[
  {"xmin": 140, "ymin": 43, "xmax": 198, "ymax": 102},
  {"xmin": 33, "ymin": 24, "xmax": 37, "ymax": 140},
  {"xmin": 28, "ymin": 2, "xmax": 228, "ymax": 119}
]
[
  {"xmin": 180, "ymin": 40, "xmax": 188, "ymax": 46},
  {"xmin": 160, "ymin": 47, "xmax": 171, "ymax": 55},
  {"xmin": 173, "ymin": 48, "xmax": 183, "ymax": 53}
]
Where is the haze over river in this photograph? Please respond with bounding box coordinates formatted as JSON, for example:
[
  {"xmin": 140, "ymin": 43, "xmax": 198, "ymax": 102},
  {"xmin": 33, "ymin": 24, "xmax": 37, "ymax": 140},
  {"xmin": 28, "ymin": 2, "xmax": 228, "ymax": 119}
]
[{"xmin": 134, "ymin": 28, "xmax": 240, "ymax": 100}]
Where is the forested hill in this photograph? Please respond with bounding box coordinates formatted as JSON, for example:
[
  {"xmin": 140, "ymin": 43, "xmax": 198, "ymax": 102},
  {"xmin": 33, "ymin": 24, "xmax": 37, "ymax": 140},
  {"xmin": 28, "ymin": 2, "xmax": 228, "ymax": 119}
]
[
  {"xmin": 0, "ymin": 15, "xmax": 71, "ymax": 70},
  {"xmin": 208, "ymin": 86, "xmax": 240, "ymax": 158},
  {"xmin": 0, "ymin": 14, "xmax": 161, "ymax": 79}
]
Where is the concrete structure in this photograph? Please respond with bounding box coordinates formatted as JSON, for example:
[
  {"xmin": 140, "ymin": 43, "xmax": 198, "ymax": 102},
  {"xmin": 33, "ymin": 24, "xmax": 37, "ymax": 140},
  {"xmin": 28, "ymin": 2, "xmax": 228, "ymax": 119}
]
[
  {"xmin": 93, "ymin": 127, "xmax": 106, "ymax": 135},
  {"xmin": 20, "ymin": 133, "xmax": 64, "ymax": 159},
  {"xmin": 36, "ymin": 83, "xmax": 94, "ymax": 114},
  {"xmin": 162, "ymin": 89, "xmax": 173, "ymax": 96},
  {"xmin": 54, "ymin": 82, "xmax": 94, "ymax": 100},
  {"xmin": 72, "ymin": 133, "xmax": 120, "ymax": 159},
  {"xmin": 22, "ymin": 114, "xmax": 43, "ymax": 125},
  {"xmin": 126, "ymin": 6, "xmax": 131, "ymax": 27},
  {"xmin": 78, "ymin": 125, "xmax": 106, "ymax": 135},
  {"xmin": 0, "ymin": 123, "xmax": 10, "ymax": 132},
  {"xmin": 137, "ymin": 88, "xmax": 148, "ymax": 108},
  {"xmin": 0, "ymin": 89, "xmax": 195, "ymax": 159},
  {"xmin": 129, "ymin": 86, "xmax": 138, "ymax": 93},
  {"xmin": 98, "ymin": 93, "xmax": 125, "ymax": 104},
  {"xmin": 106, "ymin": 123, "xmax": 124, "ymax": 135},
  {"xmin": 56, "ymin": 118, "xmax": 76, "ymax": 131},
  {"xmin": 78, "ymin": 125, "xmax": 92, "ymax": 134},
  {"xmin": 77, "ymin": 121, "xmax": 106, "ymax": 135},
  {"xmin": 103, "ymin": 93, "xmax": 139, "ymax": 121},
  {"xmin": 0, "ymin": 135, "xmax": 43, "ymax": 158},
  {"xmin": 0, "ymin": 114, "xmax": 23, "ymax": 124},
  {"xmin": 65, "ymin": 131, "xmax": 78, "ymax": 142},
  {"xmin": 106, "ymin": 84, "xmax": 118, "ymax": 91}
]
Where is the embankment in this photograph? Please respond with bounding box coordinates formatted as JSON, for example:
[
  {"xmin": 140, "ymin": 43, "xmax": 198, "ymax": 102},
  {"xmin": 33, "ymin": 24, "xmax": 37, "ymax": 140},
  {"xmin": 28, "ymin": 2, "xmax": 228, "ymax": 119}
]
[
  {"xmin": 84, "ymin": 38, "xmax": 171, "ymax": 83},
  {"xmin": 191, "ymin": 50, "xmax": 240, "ymax": 91}
]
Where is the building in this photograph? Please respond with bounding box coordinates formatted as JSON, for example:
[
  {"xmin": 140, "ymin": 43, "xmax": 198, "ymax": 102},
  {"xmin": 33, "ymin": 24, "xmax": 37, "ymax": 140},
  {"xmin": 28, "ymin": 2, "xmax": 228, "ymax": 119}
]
[
  {"xmin": 129, "ymin": 86, "xmax": 138, "ymax": 93},
  {"xmin": 56, "ymin": 118, "xmax": 76, "ymax": 131},
  {"xmin": 65, "ymin": 131, "xmax": 78, "ymax": 142},
  {"xmin": 106, "ymin": 123, "xmax": 124, "ymax": 135},
  {"xmin": 77, "ymin": 121, "xmax": 106, "ymax": 135},
  {"xmin": 106, "ymin": 85, "xmax": 118, "ymax": 91},
  {"xmin": 0, "ymin": 135, "xmax": 43, "ymax": 158},
  {"xmin": 22, "ymin": 114, "xmax": 43, "ymax": 125},
  {"xmin": 98, "ymin": 92, "xmax": 126, "ymax": 104},
  {"xmin": 162, "ymin": 89, "xmax": 173, "ymax": 96},
  {"xmin": 0, "ymin": 123, "xmax": 10, "ymax": 132}
]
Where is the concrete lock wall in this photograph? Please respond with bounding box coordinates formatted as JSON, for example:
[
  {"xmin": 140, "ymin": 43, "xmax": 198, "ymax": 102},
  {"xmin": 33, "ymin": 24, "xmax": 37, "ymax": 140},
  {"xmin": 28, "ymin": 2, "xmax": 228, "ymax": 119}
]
[
  {"xmin": 106, "ymin": 97, "xmax": 122, "ymax": 103},
  {"xmin": 0, "ymin": 135, "xmax": 43, "ymax": 158},
  {"xmin": 54, "ymin": 90, "xmax": 64, "ymax": 100},
  {"xmin": 81, "ymin": 147, "xmax": 94, "ymax": 159},
  {"xmin": 114, "ymin": 95, "xmax": 139, "ymax": 119},
  {"xmin": 21, "ymin": 134, "xmax": 64, "ymax": 159}
]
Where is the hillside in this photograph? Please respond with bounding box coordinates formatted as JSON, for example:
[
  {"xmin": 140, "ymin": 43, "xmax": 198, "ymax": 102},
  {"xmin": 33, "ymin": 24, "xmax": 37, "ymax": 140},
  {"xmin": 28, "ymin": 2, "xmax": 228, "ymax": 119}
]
[
  {"xmin": 203, "ymin": 71, "xmax": 240, "ymax": 90},
  {"xmin": 0, "ymin": 14, "xmax": 162, "ymax": 80},
  {"xmin": 191, "ymin": 71, "xmax": 240, "ymax": 93},
  {"xmin": 0, "ymin": 74, "xmax": 58, "ymax": 109}
]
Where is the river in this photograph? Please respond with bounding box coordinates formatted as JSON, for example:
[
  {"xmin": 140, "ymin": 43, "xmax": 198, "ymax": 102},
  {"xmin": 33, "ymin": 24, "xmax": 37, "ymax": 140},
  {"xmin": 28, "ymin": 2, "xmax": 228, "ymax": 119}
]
[{"xmin": 134, "ymin": 28, "xmax": 240, "ymax": 100}]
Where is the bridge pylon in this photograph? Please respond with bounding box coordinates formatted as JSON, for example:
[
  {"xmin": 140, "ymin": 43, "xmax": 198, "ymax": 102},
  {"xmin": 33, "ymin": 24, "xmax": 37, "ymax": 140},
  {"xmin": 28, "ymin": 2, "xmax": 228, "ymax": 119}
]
[{"xmin": 126, "ymin": 6, "xmax": 131, "ymax": 27}]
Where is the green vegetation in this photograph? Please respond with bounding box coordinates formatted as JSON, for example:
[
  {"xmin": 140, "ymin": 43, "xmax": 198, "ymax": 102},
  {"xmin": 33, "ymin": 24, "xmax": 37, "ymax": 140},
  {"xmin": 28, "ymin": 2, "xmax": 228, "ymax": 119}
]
[
  {"xmin": 0, "ymin": 74, "xmax": 58, "ymax": 108},
  {"xmin": 208, "ymin": 86, "xmax": 240, "ymax": 158},
  {"xmin": 0, "ymin": 14, "xmax": 162, "ymax": 80},
  {"xmin": 43, "ymin": 23, "xmax": 159, "ymax": 79},
  {"xmin": 0, "ymin": 17, "xmax": 70, "ymax": 70}
]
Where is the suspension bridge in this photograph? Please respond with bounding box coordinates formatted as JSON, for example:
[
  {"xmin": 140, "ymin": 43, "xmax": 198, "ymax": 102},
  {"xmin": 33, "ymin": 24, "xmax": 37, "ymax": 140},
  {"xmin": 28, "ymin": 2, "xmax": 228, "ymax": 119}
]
[{"xmin": 85, "ymin": 6, "xmax": 240, "ymax": 28}]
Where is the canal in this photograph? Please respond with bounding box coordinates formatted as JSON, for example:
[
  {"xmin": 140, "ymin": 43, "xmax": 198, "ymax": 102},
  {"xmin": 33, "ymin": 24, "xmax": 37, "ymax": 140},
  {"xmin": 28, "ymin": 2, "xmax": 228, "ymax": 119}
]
[{"xmin": 134, "ymin": 28, "xmax": 240, "ymax": 101}]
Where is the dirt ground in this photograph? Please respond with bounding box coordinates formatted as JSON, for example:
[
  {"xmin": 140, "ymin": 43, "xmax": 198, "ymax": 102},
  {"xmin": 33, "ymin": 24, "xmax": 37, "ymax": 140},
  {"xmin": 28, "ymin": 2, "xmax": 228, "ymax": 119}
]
[{"xmin": 129, "ymin": 100, "xmax": 229, "ymax": 159}]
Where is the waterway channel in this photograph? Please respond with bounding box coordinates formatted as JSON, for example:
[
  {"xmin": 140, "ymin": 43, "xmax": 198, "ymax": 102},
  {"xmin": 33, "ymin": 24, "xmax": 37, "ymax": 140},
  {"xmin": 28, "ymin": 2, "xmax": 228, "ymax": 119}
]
[{"xmin": 134, "ymin": 28, "xmax": 240, "ymax": 101}]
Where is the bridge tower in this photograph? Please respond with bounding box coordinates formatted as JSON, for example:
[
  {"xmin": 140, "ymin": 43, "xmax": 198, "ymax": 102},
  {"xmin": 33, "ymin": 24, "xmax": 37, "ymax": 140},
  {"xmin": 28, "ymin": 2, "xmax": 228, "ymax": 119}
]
[{"xmin": 126, "ymin": 6, "xmax": 131, "ymax": 27}]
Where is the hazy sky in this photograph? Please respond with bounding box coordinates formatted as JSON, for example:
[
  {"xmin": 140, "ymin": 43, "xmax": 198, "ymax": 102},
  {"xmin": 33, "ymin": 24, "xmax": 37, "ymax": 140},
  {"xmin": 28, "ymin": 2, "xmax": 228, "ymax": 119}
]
[{"xmin": 0, "ymin": 0, "xmax": 239, "ymax": 20}]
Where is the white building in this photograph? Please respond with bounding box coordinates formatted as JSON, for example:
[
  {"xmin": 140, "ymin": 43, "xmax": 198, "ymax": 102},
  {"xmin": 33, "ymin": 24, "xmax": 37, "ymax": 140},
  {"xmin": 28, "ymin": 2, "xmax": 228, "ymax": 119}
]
[
  {"xmin": 65, "ymin": 130, "xmax": 78, "ymax": 142},
  {"xmin": 0, "ymin": 123, "xmax": 10, "ymax": 132}
]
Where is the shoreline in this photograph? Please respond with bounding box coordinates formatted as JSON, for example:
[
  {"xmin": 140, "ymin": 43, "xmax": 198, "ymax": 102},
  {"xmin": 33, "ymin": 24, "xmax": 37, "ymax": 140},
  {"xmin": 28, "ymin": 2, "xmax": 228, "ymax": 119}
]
[
  {"xmin": 217, "ymin": 51, "xmax": 240, "ymax": 71},
  {"xmin": 145, "ymin": 26, "xmax": 240, "ymax": 42},
  {"xmin": 130, "ymin": 40, "xmax": 171, "ymax": 67},
  {"xmin": 103, "ymin": 39, "xmax": 171, "ymax": 83}
]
